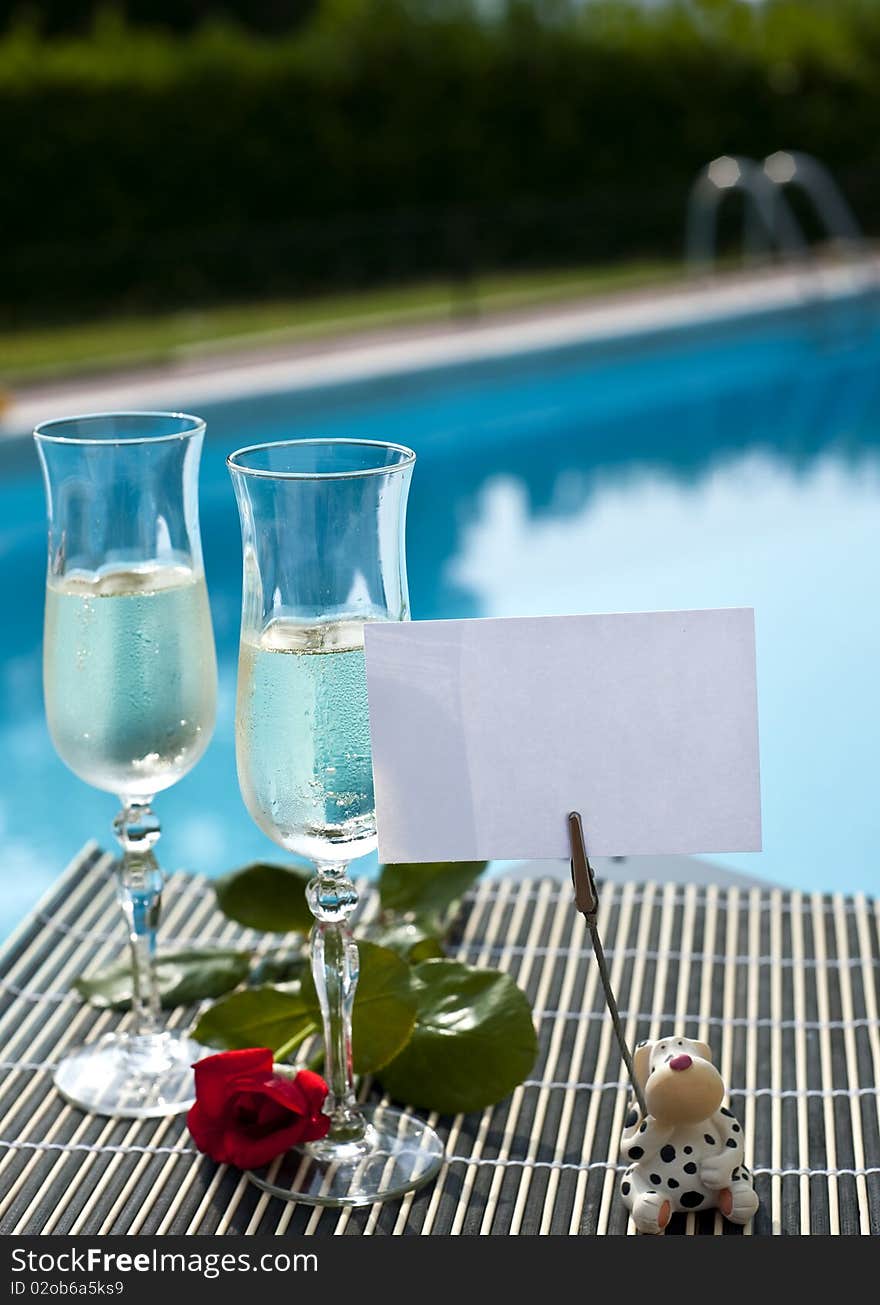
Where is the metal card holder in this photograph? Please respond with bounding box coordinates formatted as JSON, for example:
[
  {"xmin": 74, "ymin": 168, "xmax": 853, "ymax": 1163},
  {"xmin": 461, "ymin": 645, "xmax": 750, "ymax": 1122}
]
[{"xmin": 568, "ymin": 811, "xmax": 647, "ymax": 1118}]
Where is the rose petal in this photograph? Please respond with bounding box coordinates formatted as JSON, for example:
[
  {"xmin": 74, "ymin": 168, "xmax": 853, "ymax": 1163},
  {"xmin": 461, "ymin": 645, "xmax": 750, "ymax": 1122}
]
[
  {"xmin": 249, "ymin": 1090, "xmax": 291, "ymax": 1130},
  {"xmin": 288, "ymin": 1068, "xmax": 331, "ymax": 1115},
  {"xmin": 186, "ymin": 1100, "xmax": 227, "ymax": 1161},
  {"xmin": 187, "ymin": 1058, "xmax": 331, "ymax": 1168},
  {"xmin": 221, "ymin": 1107, "xmax": 332, "ymax": 1169},
  {"xmin": 254, "ymin": 1068, "xmax": 329, "ymax": 1117},
  {"xmin": 192, "ymin": 1049, "xmax": 274, "ymax": 1116}
]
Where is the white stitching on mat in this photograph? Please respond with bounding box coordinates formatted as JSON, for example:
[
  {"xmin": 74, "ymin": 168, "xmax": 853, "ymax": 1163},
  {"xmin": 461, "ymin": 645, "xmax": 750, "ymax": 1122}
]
[
  {"xmin": 443, "ymin": 1157, "xmax": 880, "ymax": 1179},
  {"xmin": 26, "ymin": 888, "xmax": 873, "ymax": 942},
  {"xmin": 750, "ymin": 1167, "xmax": 880, "ymax": 1179},
  {"xmin": 0, "ymin": 1138, "xmax": 877, "ymax": 1180},
  {"xmin": 31, "ymin": 913, "xmax": 134, "ymax": 945},
  {"xmin": 0, "ymin": 1141, "xmax": 622, "ymax": 1167},
  {"xmin": 469, "ymin": 943, "xmax": 876, "ymax": 968},
  {"xmin": 0, "ymin": 982, "xmax": 74, "ymax": 1003},
  {"xmin": 447, "ymin": 1156, "xmax": 625, "ymax": 1174},
  {"xmin": 467, "ymin": 888, "xmax": 870, "ymax": 915},
  {"xmin": 0, "ymin": 1140, "xmax": 196, "ymax": 1157},
  {"xmin": 0, "ymin": 1060, "xmax": 872, "ymax": 1104},
  {"xmin": 29, "ymin": 914, "xmax": 876, "ymax": 950},
  {"xmin": 535, "ymin": 1008, "xmax": 880, "ymax": 1031},
  {"xmin": 5, "ymin": 977, "xmax": 878, "ymax": 1029},
  {"xmin": 30, "ymin": 881, "xmax": 375, "ymax": 943},
  {"xmin": 30, "ymin": 911, "xmax": 284, "ymax": 951},
  {"xmin": 520, "ymin": 1080, "xmax": 880, "ymax": 1100}
]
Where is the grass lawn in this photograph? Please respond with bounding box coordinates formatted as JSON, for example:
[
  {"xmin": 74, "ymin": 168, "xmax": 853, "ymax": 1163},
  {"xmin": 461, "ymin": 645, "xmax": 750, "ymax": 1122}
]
[{"xmin": 0, "ymin": 260, "xmax": 683, "ymax": 388}]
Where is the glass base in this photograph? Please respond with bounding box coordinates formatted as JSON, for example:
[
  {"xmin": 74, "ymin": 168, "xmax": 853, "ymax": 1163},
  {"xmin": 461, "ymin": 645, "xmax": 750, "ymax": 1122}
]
[
  {"xmin": 54, "ymin": 1030, "xmax": 205, "ymax": 1118},
  {"xmin": 246, "ymin": 1105, "xmax": 444, "ymax": 1207}
]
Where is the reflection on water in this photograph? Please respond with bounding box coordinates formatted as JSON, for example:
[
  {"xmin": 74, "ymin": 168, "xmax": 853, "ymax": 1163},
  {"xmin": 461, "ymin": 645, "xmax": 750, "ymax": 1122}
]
[
  {"xmin": 1, "ymin": 298, "xmax": 879, "ymax": 931},
  {"xmin": 448, "ymin": 453, "xmax": 880, "ymax": 890}
]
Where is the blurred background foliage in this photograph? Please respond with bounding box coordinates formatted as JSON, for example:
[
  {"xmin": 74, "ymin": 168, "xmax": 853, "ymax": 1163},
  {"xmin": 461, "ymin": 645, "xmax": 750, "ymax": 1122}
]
[{"xmin": 1, "ymin": 0, "xmax": 878, "ymax": 328}]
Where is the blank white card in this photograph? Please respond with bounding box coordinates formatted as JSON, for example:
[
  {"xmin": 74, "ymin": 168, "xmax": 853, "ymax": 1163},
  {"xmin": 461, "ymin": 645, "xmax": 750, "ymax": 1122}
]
[{"xmin": 364, "ymin": 609, "xmax": 761, "ymax": 864}]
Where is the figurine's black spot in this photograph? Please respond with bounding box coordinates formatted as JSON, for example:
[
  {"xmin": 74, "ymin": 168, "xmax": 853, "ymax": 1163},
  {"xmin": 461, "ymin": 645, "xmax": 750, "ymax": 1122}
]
[
  {"xmin": 625, "ymin": 1109, "xmax": 638, "ymax": 1128},
  {"xmin": 629, "ymin": 1146, "xmax": 644, "ymax": 1160},
  {"xmin": 704, "ymin": 1134, "xmax": 715, "ymax": 1145},
  {"xmin": 720, "ymin": 1107, "xmax": 733, "ymax": 1117},
  {"xmin": 684, "ymin": 1145, "xmax": 693, "ymax": 1154},
  {"xmin": 732, "ymin": 1123, "xmax": 740, "ymax": 1132},
  {"xmin": 680, "ymin": 1192, "xmax": 704, "ymax": 1209},
  {"xmin": 650, "ymin": 1173, "xmax": 661, "ymax": 1185},
  {"xmin": 645, "ymin": 1190, "xmax": 655, "ymax": 1196},
  {"xmin": 726, "ymin": 1138, "xmax": 737, "ymax": 1148},
  {"xmin": 732, "ymin": 1168, "xmax": 740, "ymax": 1180},
  {"xmin": 621, "ymin": 1181, "xmax": 631, "ymax": 1196},
  {"xmin": 667, "ymin": 1178, "xmax": 679, "ymax": 1189},
  {"xmin": 637, "ymin": 1040, "xmax": 648, "ymax": 1048},
  {"xmin": 683, "ymin": 1162, "xmax": 697, "ymax": 1175},
  {"xmin": 660, "ymin": 1145, "xmax": 676, "ymax": 1163},
  {"xmin": 639, "ymin": 1121, "xmax": 647, "ymax": 1133}
]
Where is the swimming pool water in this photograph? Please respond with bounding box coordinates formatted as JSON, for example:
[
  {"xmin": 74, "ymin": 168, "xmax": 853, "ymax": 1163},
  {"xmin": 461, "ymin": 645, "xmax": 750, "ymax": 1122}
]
[{"xmin": 2, "ymin": 296, "xmax": 879, "ymax": 933}]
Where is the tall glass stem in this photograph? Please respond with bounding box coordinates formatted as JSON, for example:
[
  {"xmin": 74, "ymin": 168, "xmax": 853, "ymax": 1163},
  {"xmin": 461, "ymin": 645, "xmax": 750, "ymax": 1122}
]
[
  {"xmin": 306, "ymin": 863, "xmax": 366, "ymax": 1146},
  {"xmin": 113, "ymin": 799, "xmax": 163, "ymax": 1042}
]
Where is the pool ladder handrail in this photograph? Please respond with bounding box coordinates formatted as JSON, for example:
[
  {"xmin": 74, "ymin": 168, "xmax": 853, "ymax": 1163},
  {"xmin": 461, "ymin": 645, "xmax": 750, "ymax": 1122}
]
[
  {"xmin": 762, "ymin": 150, "xmax": 866, "ymax": 257},
  {"xmin": 686, "ymin": 151, "xmax": 868, "ymax": 276},
  {"xmin": 685, "ymin": 155, "xmax": 805, "ymax": 276}
]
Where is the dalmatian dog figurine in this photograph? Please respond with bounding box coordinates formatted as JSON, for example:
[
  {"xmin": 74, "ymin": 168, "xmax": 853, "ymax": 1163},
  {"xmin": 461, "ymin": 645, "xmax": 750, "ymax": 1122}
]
[{"xmin": 620, "ymin": 1036, "xmax": 759, "ymax": 1233}]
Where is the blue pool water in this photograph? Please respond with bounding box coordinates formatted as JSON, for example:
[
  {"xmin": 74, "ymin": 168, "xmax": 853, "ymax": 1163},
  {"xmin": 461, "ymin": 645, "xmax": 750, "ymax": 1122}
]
[{"xmin": 2, "ymin": 295, "xmax": 879, "ymax": 933}]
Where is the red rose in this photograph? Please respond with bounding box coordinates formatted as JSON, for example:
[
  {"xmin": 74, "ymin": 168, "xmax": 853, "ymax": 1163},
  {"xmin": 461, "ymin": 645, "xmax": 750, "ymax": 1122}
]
[{"xmin": 187, "ymin": 1048, "xmax": 330, "ymax": 1168}]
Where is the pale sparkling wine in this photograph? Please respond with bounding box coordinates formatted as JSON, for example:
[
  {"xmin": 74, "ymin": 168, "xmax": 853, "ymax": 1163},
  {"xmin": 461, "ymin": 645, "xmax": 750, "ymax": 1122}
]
[
  {"xmin": 44, "ymin": 564, "xmax": 217, "ymax": 796},
  {"xmin": 236, "ymin": 618, "xmax": 377, "ymax": 862}
]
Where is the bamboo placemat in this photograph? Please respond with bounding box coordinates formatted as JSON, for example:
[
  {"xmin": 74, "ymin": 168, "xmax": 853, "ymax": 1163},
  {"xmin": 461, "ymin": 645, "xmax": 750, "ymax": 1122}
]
[{"xmin": 0, "ymin": 845, "xmax": 878, "ymax": 1235}]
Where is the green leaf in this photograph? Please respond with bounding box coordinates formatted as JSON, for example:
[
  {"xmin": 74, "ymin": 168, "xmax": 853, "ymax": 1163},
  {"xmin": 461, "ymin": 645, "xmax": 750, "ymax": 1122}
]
[
  {"xmin": 365, "ymin": 919, "xmax": 445, "ymax": 964},
  {"xmin": 378, "ymin": 861, "xmax": 487, "ymax": 924},
  {"xmin": 214, "ymin": 861, "xmax": 313, "ymax": 934},
  {"xmin": 378, "ymin": 960, "xmax": 537, "ymax": 1114},
  {"xmin": 74, "ymin": 949, "xmax": 252, "ymax": 1011},
  {"xmin": 192, "ymin": 985, "xmax": 317, "ymax": 1058},
  {"xmin": 302, "ymin": 940, "xmax": 417, "ymax": 1074},
  {"xmin": 249, "ymin": 948, "xmax": 306, "ymax": 986},
  {"xmin": 194, "ymin": 943, "xmax": 417, "ymax": 1074}
]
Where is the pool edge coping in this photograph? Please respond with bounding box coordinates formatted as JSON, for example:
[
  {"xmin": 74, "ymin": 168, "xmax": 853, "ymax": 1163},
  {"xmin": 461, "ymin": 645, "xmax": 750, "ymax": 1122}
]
[{"xmin": 3, "ymin": 257, "xmax": 878, "ymax": 437}]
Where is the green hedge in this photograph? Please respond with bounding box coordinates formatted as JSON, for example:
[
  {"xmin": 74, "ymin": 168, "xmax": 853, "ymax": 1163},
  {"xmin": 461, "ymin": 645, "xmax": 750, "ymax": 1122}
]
[{"xmin": 2, "ymin": 0, "xmax": 880, "ymax": 323}]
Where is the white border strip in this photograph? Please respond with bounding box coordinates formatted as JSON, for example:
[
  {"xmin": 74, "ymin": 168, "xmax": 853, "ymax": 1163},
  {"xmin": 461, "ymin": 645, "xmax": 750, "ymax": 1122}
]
[{"xmin": 5, "ymin": 262, "xmax": 876, "ymax": 434}]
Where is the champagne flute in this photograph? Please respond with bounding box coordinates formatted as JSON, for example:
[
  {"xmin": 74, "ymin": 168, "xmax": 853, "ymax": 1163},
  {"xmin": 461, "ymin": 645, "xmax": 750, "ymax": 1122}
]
[
  {"xmin": 35, "ymin": 412, "xmax": 217, "ymax": 1117},
  {"xmin": 228, "ymin": 438, "xmax": 444, "ymax": 1206}
]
